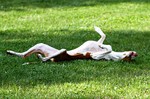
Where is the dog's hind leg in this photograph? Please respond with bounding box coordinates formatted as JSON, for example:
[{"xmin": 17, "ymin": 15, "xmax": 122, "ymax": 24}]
[
  {"xmin": 7, "ymin": 43, "xmax": 58, "ymax": 58},
  {"xmin": 37, "ymin": 49, "xmax": 67, "ymax": 62}
]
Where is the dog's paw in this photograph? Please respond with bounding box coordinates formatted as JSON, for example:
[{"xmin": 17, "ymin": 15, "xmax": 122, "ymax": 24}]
[
  {"xmin": 37, "ymin": 54, "xmax": 47, "ymax": 62},
  {"xmin": 94, "ymin": 26, "xmax": 100, "ymax": 31},
  {"xmin": 37, "ymin": 54, "xmax": 43, "ymax": 59},
  {"xmin": 6, "ymin": 50, "xmax": 14, "ymax": 55}
]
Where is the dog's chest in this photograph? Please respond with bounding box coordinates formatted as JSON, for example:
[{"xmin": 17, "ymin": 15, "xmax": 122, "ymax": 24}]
[{"xmin": 81, "ymin": 41, "xmax": 105, "ymax": 52}]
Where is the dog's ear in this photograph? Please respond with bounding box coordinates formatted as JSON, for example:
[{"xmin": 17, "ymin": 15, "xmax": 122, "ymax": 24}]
[{"xmin": 122, "ymin": 56, "xmax": 132, "ymax": 62}]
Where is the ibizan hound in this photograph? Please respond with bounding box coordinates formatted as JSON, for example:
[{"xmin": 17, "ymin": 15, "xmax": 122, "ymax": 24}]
[{"xmin": 7, "ymin": 26, "xmax": 137, "ymax": 62}]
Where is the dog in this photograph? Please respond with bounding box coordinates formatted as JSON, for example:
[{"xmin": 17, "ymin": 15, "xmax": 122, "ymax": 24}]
[{"xmin": 7, "ymin": 26, "xmax": 137, "ymax": 62}]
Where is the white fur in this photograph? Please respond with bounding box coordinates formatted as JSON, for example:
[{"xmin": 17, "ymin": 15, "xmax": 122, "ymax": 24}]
[{"xmin": 7, "ymin": 26, "xmax": 137, "ymax": 62}]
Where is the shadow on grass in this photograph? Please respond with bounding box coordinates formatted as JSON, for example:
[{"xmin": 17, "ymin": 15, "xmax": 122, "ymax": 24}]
[
  {"xmin": 0, "ymin": 29, "xmax": 150, "ymax": 86},
  {"xmin": 0, "ymin": 0, "xmax": 149, "ymax": 11}
]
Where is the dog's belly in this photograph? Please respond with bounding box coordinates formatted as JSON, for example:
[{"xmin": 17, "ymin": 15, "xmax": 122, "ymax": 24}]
[{"xmin": 67, "ymin": 41, "xmax": 106, "ymax": 55}]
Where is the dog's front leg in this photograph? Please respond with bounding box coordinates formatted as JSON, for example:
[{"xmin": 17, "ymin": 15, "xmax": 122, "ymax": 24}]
[
  {"xmin": 90, "ymin": 50, "xmax": 111, "ymax": 60},
  {"xmin": 99, "ymin": 44, "xmax": 112, "ymax": 52},
  {"xmin": 91, "ymin": 44, "xmax": 112, "ymax": 60},
  {"xmin": 94, "ymin": 26, "xmax": 106, "ymax": 44}
]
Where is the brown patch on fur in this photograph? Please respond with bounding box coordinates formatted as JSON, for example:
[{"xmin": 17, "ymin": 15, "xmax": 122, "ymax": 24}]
[
  {"xmin": 51, "ymin": 51, "xmax": 92, "ymax": 62},
  {"xmin": 122, "ymin": 56, "xmax": 131, "ymax": 61}
]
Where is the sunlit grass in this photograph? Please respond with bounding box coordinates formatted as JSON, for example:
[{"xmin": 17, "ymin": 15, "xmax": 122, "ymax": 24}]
[{"xmin": 0, "ymin": 0, "xmax": 150, "ymax": 98}]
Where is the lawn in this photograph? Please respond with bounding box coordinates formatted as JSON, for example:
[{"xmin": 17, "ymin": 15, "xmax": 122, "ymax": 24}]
[{"xmin": 0, "ymin": 0, "xmax": 150, "ymax": 98}]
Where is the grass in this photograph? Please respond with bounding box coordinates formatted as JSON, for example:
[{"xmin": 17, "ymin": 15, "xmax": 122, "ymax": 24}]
[{"xmin": 0, "ymin": 0, "xmax": 150, "ymax": 98}]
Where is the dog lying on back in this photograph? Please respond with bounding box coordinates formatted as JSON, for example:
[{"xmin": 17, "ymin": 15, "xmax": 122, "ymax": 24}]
[{"xmin": 7, "ymin": 26, "xmax": 137, "ymax": 62}]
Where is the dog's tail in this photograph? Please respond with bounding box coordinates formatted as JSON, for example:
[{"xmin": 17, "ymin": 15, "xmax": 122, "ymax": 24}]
[{"xmin": 94, "ymin": 26, "xmax": 106, "ymax": 44}]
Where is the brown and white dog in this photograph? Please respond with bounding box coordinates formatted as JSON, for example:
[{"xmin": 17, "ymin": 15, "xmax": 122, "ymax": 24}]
[{"xmin": 7, "ymin": 26, "xmax": 137, "ymax": 62}]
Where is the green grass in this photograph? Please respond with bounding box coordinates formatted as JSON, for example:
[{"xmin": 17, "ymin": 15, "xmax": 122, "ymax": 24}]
[{"xmin": 0, "ymin": 0, "xmax": 150, "ymax": 98}]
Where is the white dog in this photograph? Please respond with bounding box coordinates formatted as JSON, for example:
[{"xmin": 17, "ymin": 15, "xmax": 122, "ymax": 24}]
[{"xmin": 7, "ymin": 26, "xmax": 137, "ymax": 62}]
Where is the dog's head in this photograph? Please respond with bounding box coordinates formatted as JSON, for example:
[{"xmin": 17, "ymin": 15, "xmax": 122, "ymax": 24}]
[{"xmin": 122, "ymin": 51, "xmax": 138, "ymax": 61}]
